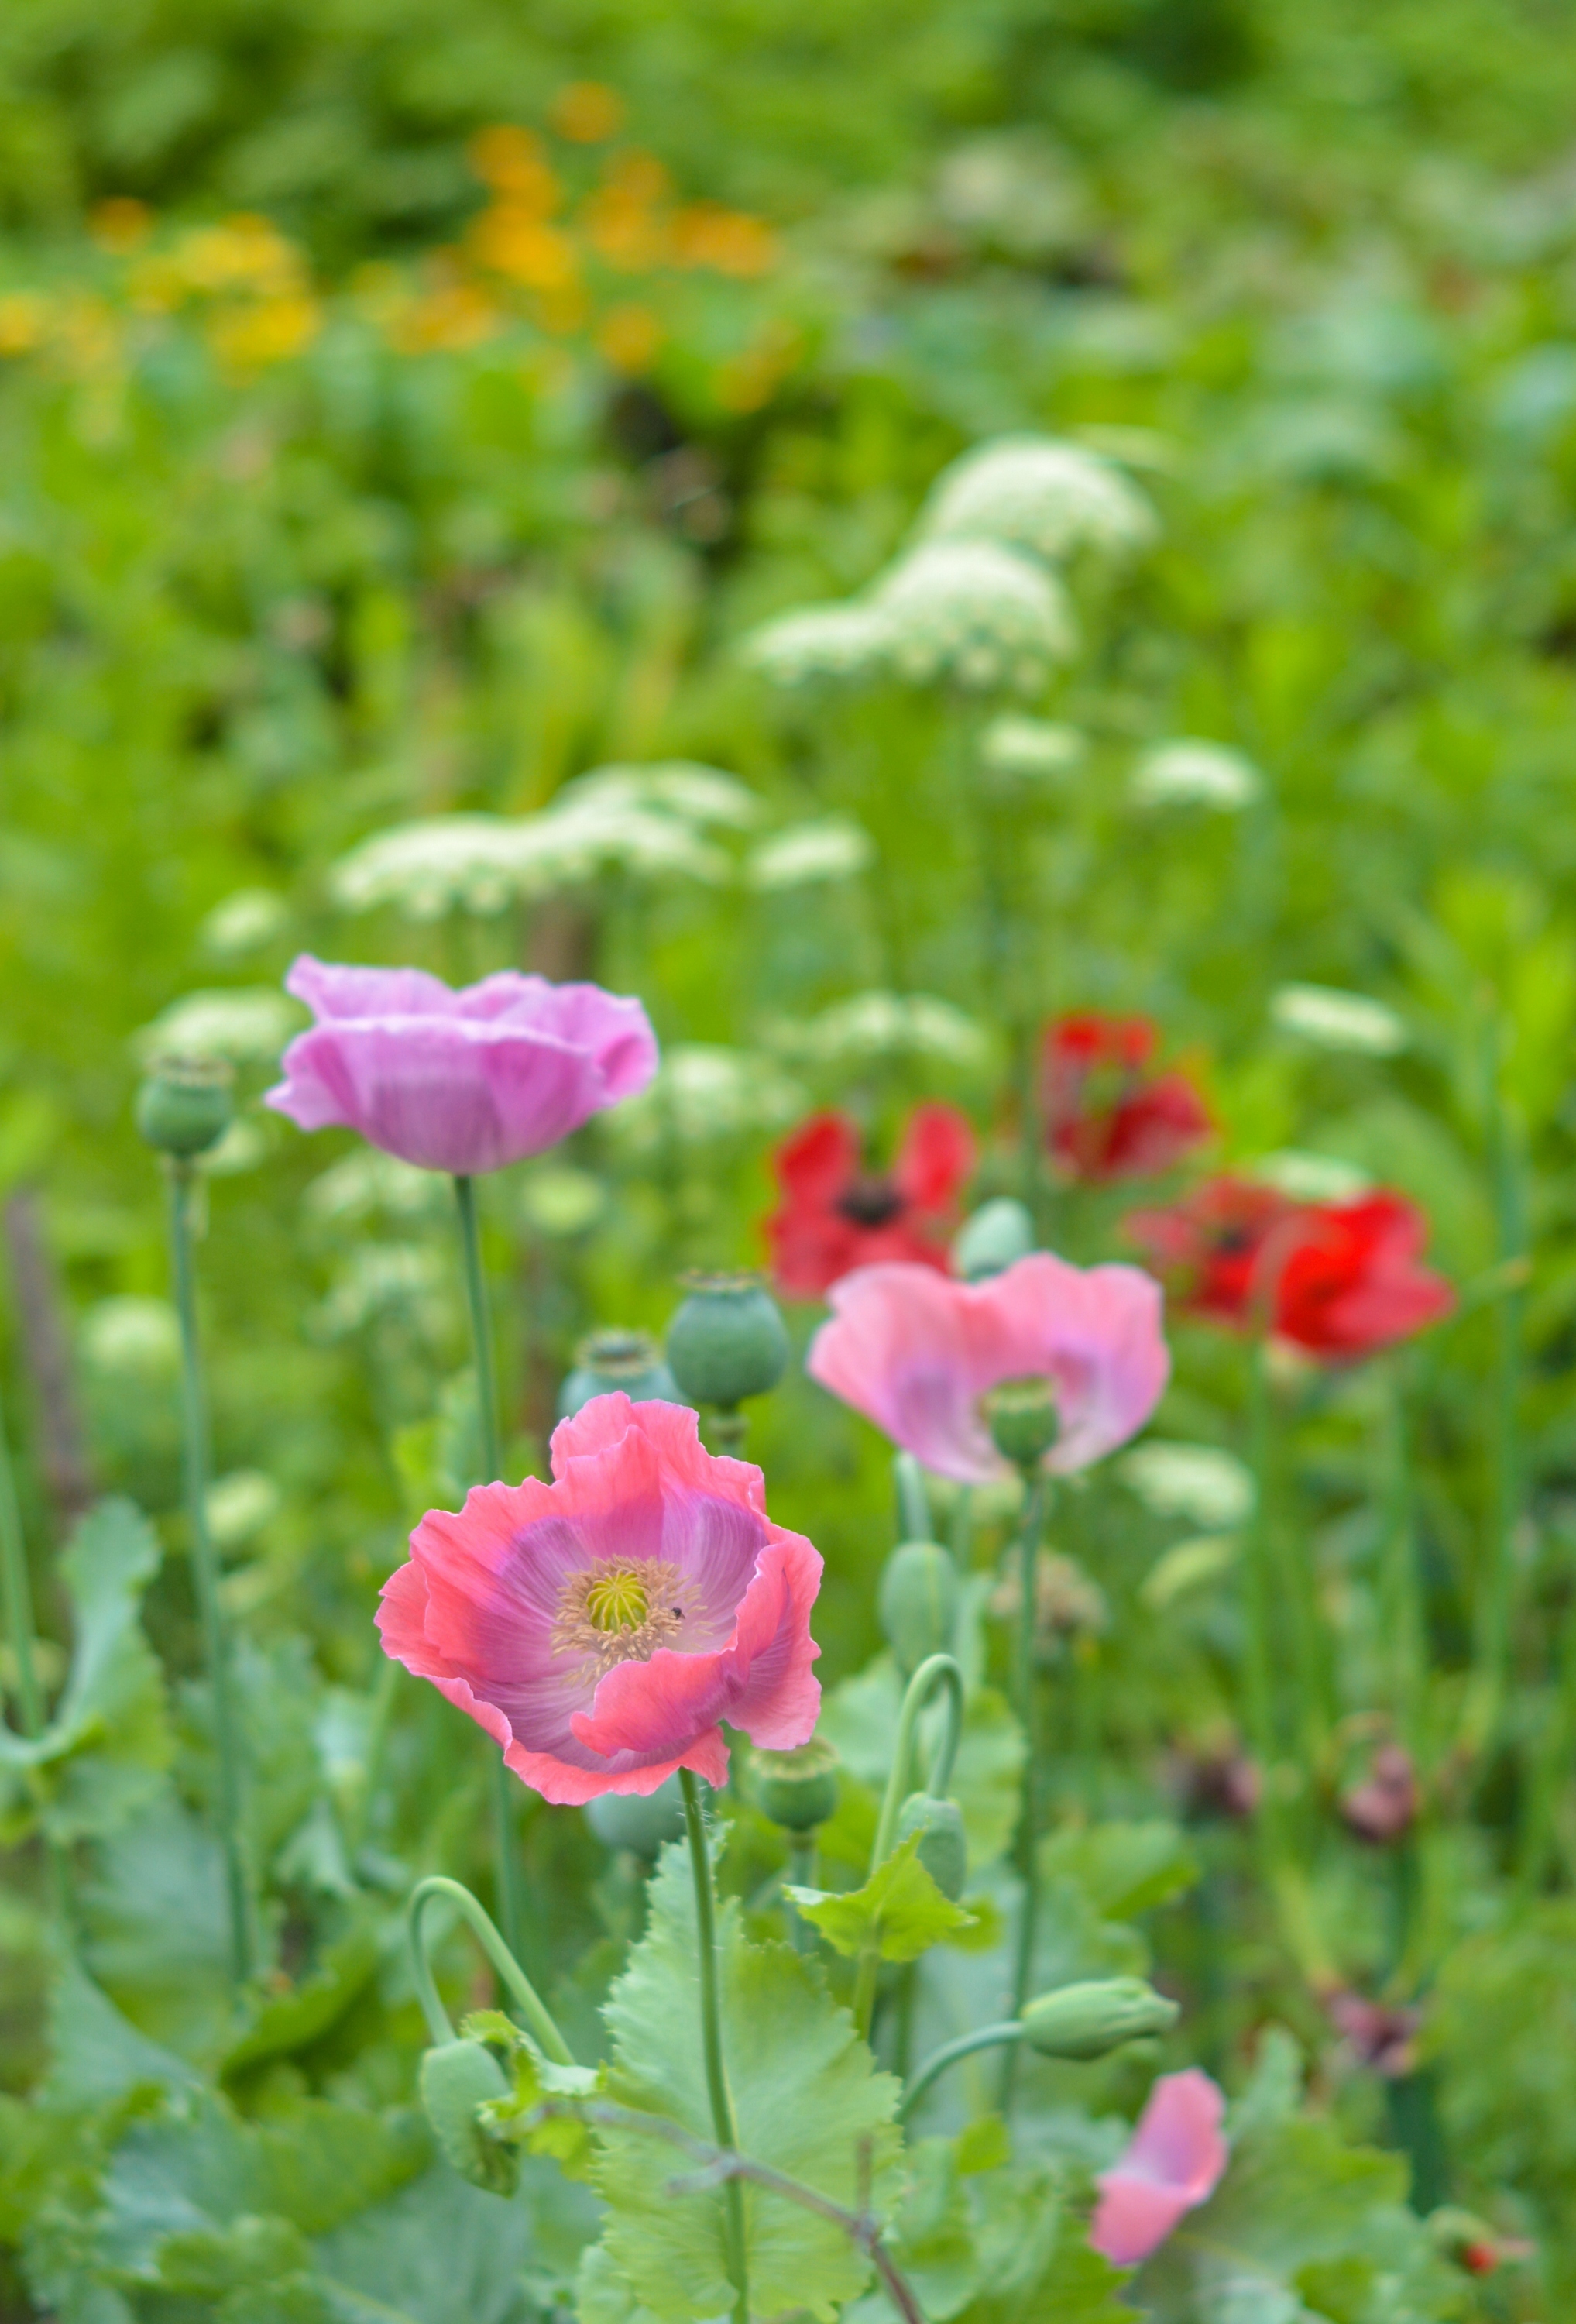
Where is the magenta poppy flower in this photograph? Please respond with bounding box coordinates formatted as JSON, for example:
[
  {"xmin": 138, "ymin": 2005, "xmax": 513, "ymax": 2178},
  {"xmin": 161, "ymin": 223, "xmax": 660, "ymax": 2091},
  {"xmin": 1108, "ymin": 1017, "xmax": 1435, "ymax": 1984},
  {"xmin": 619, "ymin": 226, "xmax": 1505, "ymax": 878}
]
[
  {"xmin": 266, "ymin": 956, "xmax": 658, "ymax": 1175},
  {"xmin": 1089, "ymin": 2069, "xmax": 1227, "ymax": 2266},
  {"xmin": 377, "ymin": 1394, "xmax": 822, "ymax": 1805},
  {"xmin": 805, "ymin": 1252, "xmax": 1169, "ymax": 1484}
]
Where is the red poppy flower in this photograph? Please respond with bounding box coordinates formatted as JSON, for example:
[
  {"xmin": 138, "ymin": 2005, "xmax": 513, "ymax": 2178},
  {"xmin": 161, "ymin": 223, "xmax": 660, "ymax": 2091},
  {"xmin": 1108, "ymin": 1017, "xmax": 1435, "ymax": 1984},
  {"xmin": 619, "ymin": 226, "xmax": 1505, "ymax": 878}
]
[
  {"xmin": 1043, "ymin": 1012, "xmax": 1210, "ymax": 1182},
  {"xmin": 1125, "ymin": 1177, "xmax": 1454, "ymax": 1361},
  {"xmin": 766, "ymin": 1104, "xmax": 976, "ymax": 1299}
]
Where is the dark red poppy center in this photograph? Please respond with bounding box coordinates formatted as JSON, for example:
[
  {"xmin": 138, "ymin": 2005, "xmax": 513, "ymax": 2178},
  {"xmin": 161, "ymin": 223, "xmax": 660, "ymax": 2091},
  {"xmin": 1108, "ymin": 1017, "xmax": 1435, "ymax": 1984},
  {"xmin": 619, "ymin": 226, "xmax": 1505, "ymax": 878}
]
[{"xmin": 835, "ymin": 1173, "xmax": 906, "ymax": 1228}]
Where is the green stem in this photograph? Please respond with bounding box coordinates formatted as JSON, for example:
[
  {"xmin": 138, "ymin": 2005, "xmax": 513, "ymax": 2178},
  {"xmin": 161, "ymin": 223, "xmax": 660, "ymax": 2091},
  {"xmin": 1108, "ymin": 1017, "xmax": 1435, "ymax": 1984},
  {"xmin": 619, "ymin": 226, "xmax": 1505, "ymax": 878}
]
[
  {"xmin": 1380, "ymin": 1360, "xmax": 1425, "ymax": 1750},
  {"xmin": 167, "ymin": 1162, "xmax": 253, "ymax": 1987},
  {"xmin": 851, "ymin": 1652, "xmax": 966, "ymax": 2035},
  {"xmin": 1468, "ymin": 1033, "xmax": 1525, "ymax": 1770},
  {"xmin": 352, "ymin": 1656, "xmax": 400, "ymax": 1852},
  {"xmin": 1001, "ymin": 1470, "xmax": 1048, "ymax": 2108},
  {"xmin": 680, "ymin": 1769, "xmax": 749, "ymax": 2324},
  {"xmin": 407, "ymin": 1874, "xmax": 574, "ymax": 2061},
  {"xmin": 1241, "ymin": 1337, "xmax": 1283, "ymax": 1848},
  {"xmin": 901, "ymin": 2022, "xmax": 1022, "ymax": 2120},
  {"xmin": 894, "ymin": 1453, "xmax": 931, "ymax": 1545},
  {"xmin": 707, "ymin": 1408, "xmax": 749, "ymax": 1459},
  {"xmin": 452, "ymin": 1174, "xmax": 525, "ymax": 1970},
  {"xmin": 787, "ymin": 1838, "xmax": 817, "ymax": 1954}
]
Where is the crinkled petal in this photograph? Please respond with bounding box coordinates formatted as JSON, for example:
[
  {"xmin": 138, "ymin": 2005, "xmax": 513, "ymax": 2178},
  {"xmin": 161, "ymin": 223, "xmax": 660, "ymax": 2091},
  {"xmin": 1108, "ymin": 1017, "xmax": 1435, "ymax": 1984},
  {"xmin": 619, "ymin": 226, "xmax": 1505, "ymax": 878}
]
[
  {"xmin": 286, "ymin": 955, "xmax": 458, "ymax": 1021},
  {"xmin": 893, "ymin": 1102, "xmax": 977, "ymax": 1215},
  {"xmin": 1090, "ymin": 2070, "xmax": 1227, "ymax": 2267}
]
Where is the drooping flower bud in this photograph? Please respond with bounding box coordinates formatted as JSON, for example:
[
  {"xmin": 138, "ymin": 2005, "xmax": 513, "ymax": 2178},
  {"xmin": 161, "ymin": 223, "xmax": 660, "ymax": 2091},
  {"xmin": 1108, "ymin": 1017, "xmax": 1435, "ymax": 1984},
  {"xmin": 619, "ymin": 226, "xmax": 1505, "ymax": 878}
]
[
  {"xmin": 878, "ymin": 1540, "xmax": 959, "ymax": 1676},
  {"xmin": 1019, "ymin": 1976, "xmax": 1179, "ymax": 2060},
  {"xmin": 135, "ymin": 1054, "xmax": 235, "ymax": 1159},
  {"xmin": 752, "ymin": 1737, "xmax": 840, "ymax": 1832},
  {"xmin": 558, "ymin": 1327, "xmax": 678, "ymax": 1419},
  {"xmin": 952, "ymin": 1197, "xmax": 1035, "ymax": 1281},
  {"xmin": 982, "ymin": 1374, "xmax": 1059, "ymax": 1472},
  {"xmin": 665, "ymin": 1270, "xmax": 790, "ymax": 1410},
  {"xmin": 894, "ymin": 1792, "xmax": 967, "ymax": 1901},
  {"xmin": 419, "ymin": 2038, "xmax": 519, "ymax": 2195},
  {"xmin": 583, "ymin": 1773, "xmax": 687, "ymax": 1861}
]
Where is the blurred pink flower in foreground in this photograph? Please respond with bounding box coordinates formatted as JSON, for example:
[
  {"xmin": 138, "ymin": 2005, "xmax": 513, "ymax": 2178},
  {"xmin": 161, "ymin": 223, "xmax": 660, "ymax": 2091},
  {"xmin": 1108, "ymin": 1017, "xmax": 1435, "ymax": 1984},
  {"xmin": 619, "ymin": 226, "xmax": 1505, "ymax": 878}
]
[
  {"xmin": 805, "ymin": 1252, "xmax": 1169, "ymax": 1484},
  {"xmin": 377, "ymin": 1394, "xmax": 822, "ymax": 1805},
  {"xmin": 1089, "ymin": 2068, "xmax": 1228, "ymax": 2266},
  {"xmin": 266, "ymin": 955, "xmax": 657, "ymax": 1174}
]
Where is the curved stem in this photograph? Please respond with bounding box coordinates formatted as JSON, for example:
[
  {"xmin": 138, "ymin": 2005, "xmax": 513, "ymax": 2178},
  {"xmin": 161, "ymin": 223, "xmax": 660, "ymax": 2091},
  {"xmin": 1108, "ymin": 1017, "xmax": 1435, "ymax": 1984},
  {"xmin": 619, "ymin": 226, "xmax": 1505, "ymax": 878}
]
[
  {"xmin": 407, "ymin": 1874, "xmax": 574, "ymax": 2063},
  {"xmin": 853, "ymin": 1653, "xmax": 965, "ymax": 2036},
  {"xmin": 680, "ymin": 1769, "xmax": 749, "ymax": 2324},
  {"xmin": 452, "ymin": 1174, "xmax": 525, "ymax": 1968},
  {"xmin": 901, "ymin": 2022, "xmax": 1022, "ymax": 2120},
  {"xmin": 1001, "ymin": 1470, "xmax": 1048, "ymax": 2107},
  {"xmin": 168, "ymin": 1162, "xmax": 253, "ymax": 1988}
]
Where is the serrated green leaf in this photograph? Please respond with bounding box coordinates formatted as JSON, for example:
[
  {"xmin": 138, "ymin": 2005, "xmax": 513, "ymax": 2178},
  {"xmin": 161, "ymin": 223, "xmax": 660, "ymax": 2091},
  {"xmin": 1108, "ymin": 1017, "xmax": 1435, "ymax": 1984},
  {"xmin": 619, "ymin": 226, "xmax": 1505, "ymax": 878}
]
[
  {"xmin": 819, "ymin": 1655, "xmax": 1025, "ymax": 1869},
  {"xmin": 1037, "ymin": 1822, "xmax": 1198, "ymax": 1922},
  {"xmin": 594, "ymin": 1832, "xmax": 901, "ymax": 2324},
  {"xmin": 486, "ymin": 2044, "xmax": 604, "ymax": 2179},
  {"xmin": 77, "ymin": 1795, "xmax": 233, "ymax": 2060},
  {"xmin": 1141, "ymin": 2111, "xmax": 1466, "ymax": 2324},
  {"xmin": 788, "ymin": 1830, "xmax": 978, "ymax": 1961},
  {"xmin": 316, "ymin": 2155, "xmax": 595, "ymax": 2324},
  {"xmin": 0, "ymin": 1500, "xmax": 170, "ymax": 1844},
  {"xmin": 575, "ymin": 2239, "xmax": 661, "ymax": 2324},
  {"xmin": 41, "ymin": 1952, "xmax": 201, "ymax": 2112}
]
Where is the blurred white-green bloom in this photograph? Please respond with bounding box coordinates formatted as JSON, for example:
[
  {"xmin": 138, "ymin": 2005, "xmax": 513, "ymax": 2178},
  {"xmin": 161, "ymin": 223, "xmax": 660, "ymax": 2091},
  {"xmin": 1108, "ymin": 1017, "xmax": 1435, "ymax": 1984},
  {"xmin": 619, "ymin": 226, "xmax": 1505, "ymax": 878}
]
[
  {"xmin": 1252, "ymin": 1150, "xmax": 1375, "ymax": 1202},
  {"xmin": 874, "ymin": 541, "xmax": 1076, "ymax": 693},
  {"xmin": 557, "ymin": 762, "xmax": 762, "ymax": 829},
  {"xmin": 197, "ymin": 1116, "xmax": 272, "ymax": 1176},
  {"xmin": 205, "ymin": 1469, "xmax": 281, "ymax": 1551},
  {"xmin": 80, "ymin": 1295, "xmax": 180, "ymax": 1378},
  {"xmin": 134, "ymin": 987, "xmax": 303, "ymax": 1066},
  {"xmin": 1271, "ymin": 983, "xmax": 1407, "ymax": 1056},
  {"xmin": 330, "ymin": 786, "xmax": 732, "ymax": 920},
  {"xmin": 200, "ymin": 887, "xmax": 291, "ymax": 959},
  {"xmin": 980, "ymin": 715, "xmax": 1087, "ymax": 782},
  {"xmin": 917, "ymin": 433, "xmax": 1158, "ymax": 566},
  {"xmin": 746, "ymin": 816, "xmax": 876, "ymax": 890},
  {"xmin": 1121, "ymin": 1441, "xmax": 1256, "ymax": 1528},
  {"xmin": 772, "ymin": 989, "xmax": 991, "ymax": 1069},
  {"xmin": 609, "ymin": 1045, "xmax": 807, "ymax": 1149},
  {"xmin": 741, "ymin": 602, "xmax": 898, "ymax": 688},
  {"xmin": 314, "ymin": 1243, "xmax": 447, "ymax": 1339},
  {"xmin": 1131, "ymin": 739, "xmax": 1262, "ymax": 810},
  {"xmin": 304, "ymin": 1150, "xmax": 445, "ymax": 1225}
]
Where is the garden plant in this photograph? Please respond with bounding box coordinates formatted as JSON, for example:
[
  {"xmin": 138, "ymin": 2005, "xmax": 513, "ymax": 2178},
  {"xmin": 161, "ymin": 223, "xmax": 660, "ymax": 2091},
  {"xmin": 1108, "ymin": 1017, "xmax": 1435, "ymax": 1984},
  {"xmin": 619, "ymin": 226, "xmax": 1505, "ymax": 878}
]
[{"xmin": 4, "ymin": 2, "xmax": 1576, "ymax": 2319}]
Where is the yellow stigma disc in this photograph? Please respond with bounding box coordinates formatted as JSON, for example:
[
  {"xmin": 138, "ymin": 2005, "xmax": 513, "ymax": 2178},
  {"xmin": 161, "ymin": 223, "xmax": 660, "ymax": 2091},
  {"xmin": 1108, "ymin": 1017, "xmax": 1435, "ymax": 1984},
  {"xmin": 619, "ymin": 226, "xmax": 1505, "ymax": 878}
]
[{"xmin": 584, "ymin": 1568, "xmax": 649, "ymax": 1633}]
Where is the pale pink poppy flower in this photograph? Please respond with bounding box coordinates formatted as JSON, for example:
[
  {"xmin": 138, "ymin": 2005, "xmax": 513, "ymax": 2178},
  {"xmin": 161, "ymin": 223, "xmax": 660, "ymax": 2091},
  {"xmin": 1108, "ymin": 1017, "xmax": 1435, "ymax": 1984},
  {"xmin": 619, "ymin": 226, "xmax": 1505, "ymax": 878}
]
[
  {"xmin": 805, "ymin": 1252, "xmax": 1169, "ymax": 1483},
  {"xmin": 266, "ymin": 956, "xmax": 657, "ymax": 1175},
  {"xmin": 1089, "ymin": 2068, "xmax": 1228, "ymax": 2266},
  {"xmin": 377, "ymin": 1394, "xmax": 822, "ymax": 1806}
]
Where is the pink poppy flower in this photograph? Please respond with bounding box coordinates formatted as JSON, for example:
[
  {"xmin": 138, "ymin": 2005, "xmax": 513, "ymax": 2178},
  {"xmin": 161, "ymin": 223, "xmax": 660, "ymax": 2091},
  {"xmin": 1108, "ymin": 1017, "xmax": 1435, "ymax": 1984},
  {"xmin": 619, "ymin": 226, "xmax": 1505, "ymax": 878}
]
[
  {"xmin": 376, "ymin": 1394, "xmax": 822, "ymax": 1806},
  {"xmin": 266, "ymin": 956, "xmax": 657, "ymax": 1175},
  {"xmin": 1089, "ymin": 2069, "xmax": 1228, "ymax": 2267},
  {"xmin": 805, "ymin": 1253, "xmax": 1169, "ymax": 1485}
]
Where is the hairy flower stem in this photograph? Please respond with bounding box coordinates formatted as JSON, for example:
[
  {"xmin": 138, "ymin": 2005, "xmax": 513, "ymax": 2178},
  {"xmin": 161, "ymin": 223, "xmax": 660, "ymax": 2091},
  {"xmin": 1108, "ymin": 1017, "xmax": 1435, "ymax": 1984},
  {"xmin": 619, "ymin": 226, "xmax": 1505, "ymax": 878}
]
[
  {"xmin": 853, "ymin": 1652, "xmax": 965, "ymax": 2034},
  {"xmin": 167, "ymin": 1161, "xmax": 253, "ymax": 1987},
  {"xmin": 904, "ymin": 2021, "xmax": 1023, "ymax": 2119},
  {"xmin": 406, "ymin": 1874, "xmax": 574, "ymax": 2061},
  {"xmin": 1001, "ymin": 1470, "xmax": 1049, "ymax": 2110},
  {"xmin": 452, "ymin": 1173, "xmax": 526, "ymax": 1970},
  {"xmin": 680, "ymin": 1769, "xmax": 750, "ymax": 2324}
]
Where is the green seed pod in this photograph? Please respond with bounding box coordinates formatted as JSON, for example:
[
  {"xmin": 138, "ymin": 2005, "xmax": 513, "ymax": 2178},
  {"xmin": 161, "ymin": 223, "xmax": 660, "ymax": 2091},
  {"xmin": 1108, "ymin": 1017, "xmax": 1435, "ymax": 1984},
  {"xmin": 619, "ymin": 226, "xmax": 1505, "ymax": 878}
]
[
  {"xmin": 983, "ymin": 1375, "xmax": 1059, "ymax": 1472},
  {"xmin": 953, "ymin": 1198, "xmax": 1035, "ymax": 1282},
  {"xmin": 134, "ymin": 1055, "xmax": 235, "ymax": 1159},
  {"xmin": 878, "ymin": 1541, "xmax": 959, "ymax": 1676},
  {"xmin": 1019, "ymin": 1977, "xmax": 1179, "ymax": 2061},
  {"xmin": 558, "ymin": 1327, "xmax": 679, "ymax": 1419},
  {"xmin": 583, "ymin": 1773, "xmax": 686, "ymax": 1860},
  {"xmin": 753, "ymin": 1737, "xmax": 840, "ymax": 1832},
  {"xmin": 420, "ymin": 2038, "xmax": 518, "ymax": 2196},
  {"xmin": 665, "ymin": 1271, "xmax": 789, "ymax": 1410},
  {"xmin": 894, "ymin": 1792, "xmax": 968, "ymax": 1902}
]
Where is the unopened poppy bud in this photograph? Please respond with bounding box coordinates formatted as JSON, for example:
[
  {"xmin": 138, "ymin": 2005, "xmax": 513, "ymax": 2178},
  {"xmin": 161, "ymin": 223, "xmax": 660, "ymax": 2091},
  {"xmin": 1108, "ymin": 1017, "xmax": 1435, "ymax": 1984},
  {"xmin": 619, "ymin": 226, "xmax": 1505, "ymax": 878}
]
[
  {"xmin": 583, "ymin": 1773, "xmax": 687, "ymax": 1862},
  {"xmin": 878, "ymin": 1540, "xmax": 959, "ymax": 1676},
  {"xmin": 665, "ymin": 1271, "xmax": 790, "ymax": 1410},
  {"xmin": 135, "ymin": 1054, "xmax": 235, "ymax": 1158},
  {"xmin": 894, "ymin": 1792, "xmax": 967, "ymax": 1901},
  {"xmin": 420, "ymin": 2038, "xmax": 518, "ymax": 2196},
  {"xmin": 1019, "ymin": 1976, "xmax": 1179, "ymax": 2060},
  {"xmin": 753, "ymin": 1737, "xmax": 840, "ymax": 1831},
  {"xmin": 983, "ymin": 1375, "xmax": 1059, "ymax": 1471},
  {"xmin": 558, "ymin": 1327, "xmax": 678, "ymax": 1419},
  {"xmin": 953, "ymin": 1198, "xmax": 1035, "ymax": 1281}
]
